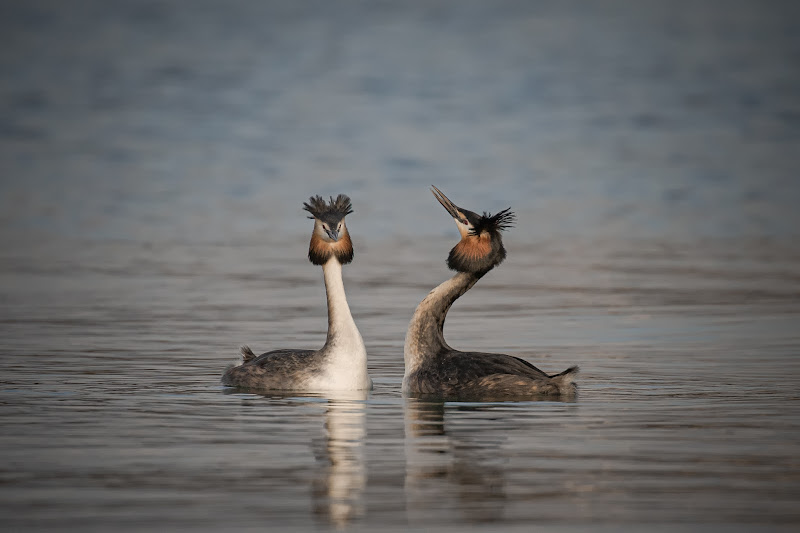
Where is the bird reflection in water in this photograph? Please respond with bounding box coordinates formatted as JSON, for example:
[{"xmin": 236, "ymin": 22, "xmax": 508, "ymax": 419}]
[
  {"xmin": 403, "ymin": 398, "xmax": 509, "ymax": 523},
  {"xmin": 312, "ymin": 391, "xmax": 367, "ymax": 528}
]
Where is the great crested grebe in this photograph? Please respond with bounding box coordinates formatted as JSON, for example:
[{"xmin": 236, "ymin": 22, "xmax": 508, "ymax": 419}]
[
  {"xmin": 222, "ymin": 194, "xmax": 372, "ymax": 392},
  {"xmin": 402, "ymin": 186, "xmax": 577, "ymax": 399}
]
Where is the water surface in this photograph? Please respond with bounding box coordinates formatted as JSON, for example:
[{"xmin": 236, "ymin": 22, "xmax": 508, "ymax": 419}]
[{"xmin": 1, "ymin": 1, "xmax": 799, "ymax": 531}]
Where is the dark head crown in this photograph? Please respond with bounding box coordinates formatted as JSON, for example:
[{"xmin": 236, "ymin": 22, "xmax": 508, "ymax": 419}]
[
  {"xmin": 303, "ymin": 194, "xmax": 353, "ymax": 221},
  {"xmin": 469, "ymin": 208, "xmax": 515, "ymax": 236}
]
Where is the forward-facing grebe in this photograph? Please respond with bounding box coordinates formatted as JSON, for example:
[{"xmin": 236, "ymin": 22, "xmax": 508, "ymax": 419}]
[
  {"xmin": 222, "ymin": 194, "xmax": 372, "ymax": 391},
  {"xmin": 402, "ymin": 186, "xmax": 577, "ymax": 399}
]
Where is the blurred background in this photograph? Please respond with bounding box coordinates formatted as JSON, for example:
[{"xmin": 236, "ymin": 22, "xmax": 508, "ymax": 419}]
[
  {"xmin": 1, "ymin": 0, "xmax": 798, "ymax": 247},
  {"xmin": 1, "ymin": 1, "xmax": 799, "ymax": 530}
]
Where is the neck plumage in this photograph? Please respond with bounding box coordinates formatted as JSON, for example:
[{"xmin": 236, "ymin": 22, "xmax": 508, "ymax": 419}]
[
  {"xmin": 322, "ymin": 258, "xmax": 360, "ymax": 348},
  {"xmin": 404, "ymin": 271, "xmax": 482, "ymax": 372},
  {"xmin": 319, "ymin": 259, "xmax": 370, "ymax": 394}
]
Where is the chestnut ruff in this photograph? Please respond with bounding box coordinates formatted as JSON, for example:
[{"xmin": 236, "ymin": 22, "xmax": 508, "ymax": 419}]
[{"xmin": 309, "ymin": 231, "xmax": 354, "ymax": 266}]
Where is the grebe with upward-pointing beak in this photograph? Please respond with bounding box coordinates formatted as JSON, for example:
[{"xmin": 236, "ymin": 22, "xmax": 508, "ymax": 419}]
[
  {"xmin": 402, "ymin": 186, "xmax": 578, "ymax": 399},
  {"xmin": 222, "ymin": 194, "xmax": 372, "ymax": 392}
]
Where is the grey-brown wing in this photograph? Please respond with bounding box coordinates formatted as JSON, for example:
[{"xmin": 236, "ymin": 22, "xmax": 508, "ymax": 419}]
[
  {"xmin": 222, "ymin": 349, "xmax": 324, "ymax": 390},
  {"xmin": 406, "ymin": 350, "xmax": 549, "ymax": 395},
  {"xmin": 250, "ymin": 349, "xmax": 320, "ymax": 371},
  {"xmin": 444, "ymin": 350, "xmax": 551, "ymax": 381}
]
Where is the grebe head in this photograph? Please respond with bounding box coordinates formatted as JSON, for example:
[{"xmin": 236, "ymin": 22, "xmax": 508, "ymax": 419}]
[
  {"xmin": 303, "ymin": 194, "xmax": 355, "ymax": 265},
  {"xmin": 431, "ymin": 185, "xmax": 515, "ymax": 274}
]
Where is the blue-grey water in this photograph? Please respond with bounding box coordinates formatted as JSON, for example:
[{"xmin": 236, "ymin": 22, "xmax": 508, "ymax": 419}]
[{"xmin": 1, "ymin": 1, "xmax": 799, "ymax": 531}]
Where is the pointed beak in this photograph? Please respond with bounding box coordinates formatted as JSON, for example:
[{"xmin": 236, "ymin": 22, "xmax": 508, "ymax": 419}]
[
  {"xmin": 325, "ymin": 228, "xmax": 340, "ymax": 242},
  {"xmin": 431, "ymin": 185, "xmax": 468, "ymax": 224}
]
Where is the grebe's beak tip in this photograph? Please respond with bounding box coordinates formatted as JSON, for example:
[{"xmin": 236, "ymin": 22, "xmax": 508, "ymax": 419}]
[{"xmin": 431, "ymin": 185, "xmax": 463, "ymax": 222}]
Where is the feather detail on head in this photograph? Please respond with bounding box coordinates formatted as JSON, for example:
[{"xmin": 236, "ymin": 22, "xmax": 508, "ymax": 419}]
[
  {"xmin": 430, "ymin": 186, "xmax": 515, "ymax": 275},
  {"xmin": 447, "ymin": 234, "xmax": 506, "ymax": 274},
  {"xmin": 309, "ymin": 225, "xmax": 354, "ymax": 265},
  {"xmin": 303, "ymin": 194, "xmax": 353, "ymax": 221},
  {"xmin": 303, "ymin": 193, "xmax": 355, "ymax": 265},
  {"xmin": 452, "ymin": 233, "xmax": 492, "ymax": 260},
  {"xmin": 469, "ymin": 208, "xmax": 516, "ymax": 236}
]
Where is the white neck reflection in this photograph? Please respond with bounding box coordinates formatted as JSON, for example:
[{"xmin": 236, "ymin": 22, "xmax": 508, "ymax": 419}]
[{"xmin": 313, "ymin": 390, "xmax": 367, "ymax": 528}]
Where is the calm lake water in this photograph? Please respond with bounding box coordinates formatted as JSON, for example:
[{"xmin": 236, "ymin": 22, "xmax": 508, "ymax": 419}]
[{"xmin": 1, "ymin": 1, "xmax": 799, "ymax": 531}]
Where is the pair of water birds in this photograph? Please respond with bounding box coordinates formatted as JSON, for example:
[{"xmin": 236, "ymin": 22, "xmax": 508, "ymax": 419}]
[{"xmin": 222, "ymin": 186, "xmax": 578, "ymax": 400}]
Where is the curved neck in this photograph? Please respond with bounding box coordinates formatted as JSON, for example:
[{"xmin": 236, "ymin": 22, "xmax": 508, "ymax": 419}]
[{"xmin": 404, "ymin": 271, "xmax": 482, "ymax": 371}]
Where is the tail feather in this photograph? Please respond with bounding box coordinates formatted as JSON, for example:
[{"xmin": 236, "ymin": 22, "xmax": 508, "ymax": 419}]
[
  {"xmin": 550, "ymin": 365, "xmax": 579, "ymax": 391},
  {"xmin": 240, "ymin": 345, "xmax": 256, "ymax": 362}
]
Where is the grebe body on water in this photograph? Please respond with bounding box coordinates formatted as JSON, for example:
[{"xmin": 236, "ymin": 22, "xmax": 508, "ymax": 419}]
[
  {"xmin": 402, "ymin": 186, "xmax": 577, "ymax": 400},
  {"xmin": 222, "ymin": 194, "xmax": 372, "ymax": 392}
]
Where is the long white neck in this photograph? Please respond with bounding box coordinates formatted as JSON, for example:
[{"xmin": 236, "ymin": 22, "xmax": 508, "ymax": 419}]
[
  {"xmin": 318, "ymin": 258, "xmax": 371, "ymax": 390},
  {"xmin": 403, "ymin": 271, "xmax": 481, "ymax": 375}
]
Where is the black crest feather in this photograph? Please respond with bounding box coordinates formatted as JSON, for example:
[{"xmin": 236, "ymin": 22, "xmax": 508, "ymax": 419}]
[
  {"xmin": 302, "ymin": 194, "xmax": 353, "ymax": 220},
  {"xmin": 469, "ymin": 208, "xmax": 516, "ymax": 236}
]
